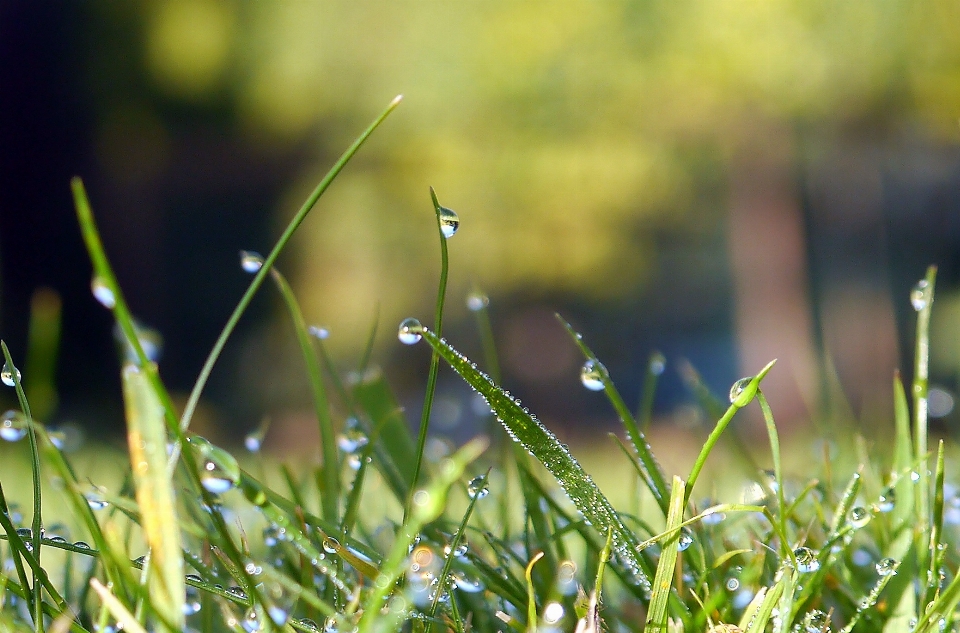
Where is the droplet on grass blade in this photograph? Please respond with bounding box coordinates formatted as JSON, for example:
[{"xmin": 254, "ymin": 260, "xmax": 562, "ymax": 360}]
[
  {"xmin": 677, "ymin": 527, "xmax": 694, "ymax": 551},
  {"xmin": 911, "ymin": 279, "xmax": 930, "ymax": 311},
  {"xmin": 579, "ymin": 359, "xmax": 607, "ymax": 391},
  {"xmin": 876, "ymin": 557, "xmax": 897, "ymax": 576},
  {"xmin": 239, "ymin": 251, "xmax": 264, "ymax": 273},
  {"xmin": 466, "ymin": 291, "xmax": 489, "ymax": 312},
  {"xmin": 200, "ymin": 446, "xmax": 240, "ymax": 494},
  {"xmin": 729, "ymin": 376, "xmax": 757, "ymax": 406},
  {"xmin": 848, "ymin": 506, "xmax": 871, "ymax": 528},
  {"xmin": 467, "ymin": 475, "xmax": 489, "ymax": 499},
  {"xmin": 1, "ymin": 363, "xmax": 20, "ymax": 387},
  {"xmin": 438, "ymin": 206, "xmax": 460, "ymax": 238},
  {"xmin": 875, "ymin": 486, "xmax": 895, "ymax": 513},
  {"xmin": 793, "ymin": 546, "xmax": 820, "ymax": 573},
  {"xmin": 90, "ymin": 276, "xmax": 116, "ymax": 308},
  {"xmin": 398, "ymin": 318, "xmax": 423, "ymax": 345}
]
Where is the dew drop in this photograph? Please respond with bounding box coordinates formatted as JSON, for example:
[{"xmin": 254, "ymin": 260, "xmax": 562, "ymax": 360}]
[
  {"xmin": 793, "ymin": 546, "xmax": 820, "ymax": 573},
  {"xmin": 466, "ymin": 291, "xmax": 489, "ymax": 312},
  {"xmin": 298, "ymin": 619, "xmax": 321, "ymax": 632},
  {"xmin": 451, "ymin": 571, "xmax": 484, "ymax": 593},
  {"xmin": 16, "ymin": 528, "xmax": 32, "ymax": 539},
  {"xmin": 308, "ymin": 325, "xmax": 330, "ymax": 340},
  {"xmin": 244, "ymin": 433, "xmax": 262, "ymax": 453},
  {"xmin": 649, "ymin": 352, "xmax": 666, "ymax": 376},
  {"xmin": 729, "ymin": 376, "xmax": 757, "ymax": 406},
  {"xmin": 85, "ymin": 492, "xmax": 109, "ymax": 511},
  {"xmin": 542, "ymin": 601, "xmax": 564, "ymax": 625},
  {"xmin": 467, "ymin": 475, "xmax": 490, "ymax": 499},
  {"xmin": 876, "ymin": 557, "xmax": 897, "ymax": 577},
  {"xmin": 580, "ymin": 359, "xmax": 608, "ymax": 391},
  {"xmin": 227, "ymin": 586, "xmax": 248, "ymax": 600},
  {"xmin": 199, "ymin": 445, "xmax": 240, "ymax": 494},
  {"xmin": 73, "ymin": 541, "xmax": 91, "ymax": 550},
  {"xmin": 322, "ymin": 536, "xmax": 340, "ymax": 554},
  {"xmin": 438, "ymin": 206, "xmax": 460, "ymax": 238},
  {"xmin": 677, "ymin": 527, "xmax": 694, "ymax": 552},
  {"xmin": 911, "ymin": 279, "xmax": 930, "ymax": 311},
  {"xmin": 90, "ymin": 276, "xmax": 116, "ymax": 309},
  {"xmin": 0, "ymin": 410, "xmax": 27, "ymax": 442},
  {"xmin": 875, "ymin": 486, "xmax": 895, "ymax": 513},
  {"xmin": 1, "ymin": 363, "xmax": 20, "ymax": 388},
  {"xmin": 725, "ymin": 576, "xmax": 740, "ymax": 592},
  {"xmin": 240, "ymin": 251, "xmax": 264, "ymax": 273},
  {"xmin": 848, "ymin": 506, "xmax": 871, "ymax": 528},
  {"xmin": 337, "ymin": 428, "xmax": 369, "ymax": 453},
  {"xmin": 398, "ymin": 318, "xmax": 424, "ymax": 345}
]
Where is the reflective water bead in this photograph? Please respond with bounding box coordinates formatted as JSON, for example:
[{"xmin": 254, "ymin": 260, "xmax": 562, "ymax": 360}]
[
  {"xmin": 467, "ymin": 475, "xmax": 490, "ymax": 499},
  {"xmin": 729, "ymin": 376, "xmax": 757, "ymax": 406},
  {"xmin": 466, "ymin": 291, "xmax": 489, "ymax": 312},
  {"xmin": 911, "ymin": 279, "xmax": 930, "ymax": 311},
  {"xmin": 876, "ymin": 557, "xmax": 898, "ymax": 577},
  {"xmin": 73, "ymin": 541, "xmax": 91, "ymax": 549},
  {"xmin": 0, "ymin": 410, "xmax": 27, "ymax": 442},
  {"xmin": 90, "ymin": 276, "xmax": 116, "ymax": 309},
  {"xmin": 298, "ymin": 619, "xmax": 321, "ymax": 633},
  {"xmin": 227, "ymin": 586, "xmax": 248, "ymax": 600},
  {"xmin": 437, "ymin": 206, "xmax": 460, "ymax": 238},
  {"xmin": 337, "ymin": 429, "xmax": 368, "ymax": 453},
  {"xmin": 580, "ymin": 359, "xmax": 608, "ymax": 391},
  {"xmin": 542, "ymin": 601, "xmax": 564, "ymax": 625},
  {"xmin": 1, "ymin": 363, "xmax": 20, "ymax": 387},
  {"xmin": 85, "ymin": 492, "xmax": 109, "ymax": 511},
  {"xmin": 322, "ymin": 536, "xmax": 340, "ymax": 554},
  {"xmin": 397, "ymin": 318, "xmax": 424, "ymax": 345},
  {"xmin": 849, "ymin": 506, "xmax": 871, "ymax": 528},
  {"xmin": 308, "ymin": 325, "xmax": 330, "ymax": 340},
  {"xmin": 451, "ymin": 571, "xmax": 484, "ymax": 593},
  {"xmin": 244, "ymin": 433, "xmax": 262, "ymax": 453},
  {"xmin": 649, "ymin": 352, "xmax": 666, "ymax": 376},
  {"xmin": 875, "ymin": 486, "xmax": 895, "ymax": 513},
  {"xmin": 200, "ymin": 445, "xmax": 240, "ymax": 494},
  {"xmin": 677, "ymin": 527, "xmax": 694, "ymax": 552},
  {"xmin": 793, "ymin": 546, "xmax": 820, "ymax": 573},
  {"xmin": 16, "ymin": 528, "xmax": 31, "ymax": 539},
  {"xmin": 239, "ymin": 251, "xmax": 264, "ymax": 273}
]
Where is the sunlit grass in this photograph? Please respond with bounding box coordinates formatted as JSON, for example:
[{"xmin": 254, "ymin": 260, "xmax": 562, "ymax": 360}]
[{"xmin": 0, "ymin": 96, "xmax": 957, "ymax": 633}]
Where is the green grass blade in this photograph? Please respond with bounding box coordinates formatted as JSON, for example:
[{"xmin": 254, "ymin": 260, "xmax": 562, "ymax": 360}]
[
  {"xmin": 892, "ymin": 372, "xmax": 915, "ymax": 531},
  {"xmin": 524, "ymin": 551, "xmax": 544, "ymax": 633},
  {"xmin": 0, "ymin": 342, "xmax": 44, "ymax": 632},
  {"xmin": 912, "ymin": 265, "xmax": 936, "ymax": 547},
  {"xmin": 352, "ymin": 371, "xmax": 416, "ymax": 501},
  {"xmin": 645, "ymin": 476, "xmax": 686, "ymax": 633},
  {"xmin": 636, "ymin": 351, "xmax": 665, "ymax": 432},
  {"xmin": 416, "ymin": 327, "xmax": 651, "ymax": 588},
  {"xmin": 756, "ymin": 392, "xmax": 787, "ymax": 558},
  {"xmin": 121, "ymin": 363, "xmax": 184, "ymax": 631},
  {"xmin": 177, "ymin": 95, "xmax": 403, "ymax": 437},
  {"xmin": 557, "ymin": 316, "xmax": 670, "ymax": 515},
  {"xmin": 407, "ymin": 186, "xmax": 453, "ymax": 522},
  {"xmin": 924, "ymin": 440, "xmax": 946, "ymax": 609},
  {"xmin": 744, "ymin": 573, "xmax": 785, "ymax": 633},
  {"xmin": 270, "ymin": 268, "xmax": 339, "ymax": 523},
  {"xmin": 89, "ymin": 579, "xmax": 148, "ymax": 633},
  {"xmin": 684, "ymin": 360, "xmax": 777, "ymax": 505}
]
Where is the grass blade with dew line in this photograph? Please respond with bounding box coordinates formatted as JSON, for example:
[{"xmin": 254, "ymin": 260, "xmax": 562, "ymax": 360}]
[
  {"xmin": 176, "ymin": 95, "xmax": 403, "ymax": 440},
  {"xmin": 24, "ymin": 288, "xmax": 61, "ymax": 422},
  {"xmin": 413, "ymin": 327, "xmax": 655, "ymax": 596},
  {"xmin": 270, "ymin": 267, "xmax": 339, "ymax": 523},
  {"xmin": 756, "ymin": 392, "xmax": 788, "ymax": 559},
  {"xmin": 684, "ymin": 360, "xmax": 777, "ymax": 506},
  {"xmin": 356, "ymin": 437, "xmax": 487, "ymax": 633},
  {"xmin": 911, "ymin": 265, "xmax": 936, "ymax": 553},
  {"xmin": 121, "ymin": 363, "xmax": 184, "ymax": 631},
  {"xmin": 407, "ymin": 186, "xmax": 453, "ymax": 523},
  {"xmin": 556, "ymin": 316, "xmax": 670, "ymax": 516},
  {"xmin": 0, "ymin": 342, "xmax": 44, "ymax": 632},
  {"xmin": 892, "ymin": 372, "xmax": 915, "ymax": 532},
  {"xmin": 426, "ymin": 469, "xmax": 490, "ymax": 632},
  {"xmin": 645, "ymin": 476, "xmax": 686, "ymax": 633}
]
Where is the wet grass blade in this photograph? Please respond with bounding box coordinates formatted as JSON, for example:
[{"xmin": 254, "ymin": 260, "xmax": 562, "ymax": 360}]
[
  {"xmin": 891, "ymin": 372, "xmax": 915, "ymax": 531},
  {"xmin": 121, "ymin": 364, "xmax": 184, "ymax": 631},
  {"xmin": 270, "ymin": 268, "xmax": 339, "ymax": 523},
  {"xmin": 416, "ymin": 327, "xmax": 650, "ymax": 587},
  {"xmin": 645, "ymin": 476, "xmax": 686, "ymax": 633},
  {"xmin": 912, "ymin": 265, "xmax": 936, "ymax": 549}
]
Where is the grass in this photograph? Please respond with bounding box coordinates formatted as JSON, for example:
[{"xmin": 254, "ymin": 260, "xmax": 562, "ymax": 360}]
[{"xmin": 0, "ymin": 96, "xmax": 956, "ymax": 633}]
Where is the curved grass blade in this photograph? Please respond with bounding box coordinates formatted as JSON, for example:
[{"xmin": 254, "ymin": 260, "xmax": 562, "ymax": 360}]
[
  {"xmin": 177, "ymin": 95, "xmax": 403, "ymax": 438},
  {"xmin": 407, "ymin": 186, "xmax": 452, "ymax": 522},
  {"xmin": 524, "ymin": 551, "xmax": 545, "ymax": 632},
  {"xmin": 556, "ymin": 316, "xmax": 669, "ymax": 515},
  {"xmin": 645, "ymin": 477, "xmax": 686, "ymax": 633},
  {"xmin": 270, "ymin": 268, "xmax": 339, "ymax": 523},
  {"xmin": 121, "ymin": 363, "xmax": 184, "ymax": 631},
  {"xmin": 416, "ymin": 327, "xmax": 650, "ymax": 587}
]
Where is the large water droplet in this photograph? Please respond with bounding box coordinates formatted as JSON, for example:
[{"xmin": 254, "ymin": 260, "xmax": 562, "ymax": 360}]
[
  {"xmin": 875, "ymin": 486, "xmax": 895, "ymax": 513},
  {"xmin": 729, "ymin": 376, "xmax": 757, "ymax": 406},
  {"xmin": 398, "ymin": 318, "xmax": 423, "ymax": 345},
  {"xmin": 467, "ymin": 475, "xmax": 489, "ymax": 499},
  {"xmin": 580, "ymin": 359, "xmax": 607, "ymax": 391},
  {"xmin": 240, "ymin": 251, "xmax": 264, "ymax": 273},
  {"xmin": 1, "ymin": 363, "xmax": 20, "ymax": 388},
  {"xmin": 322, "ymin": 536, "xmax": 340, "ymax": 554},
  {"xmin": 876, "ymin": 557, "xmax": 897, "ymax": 577},
  {"xmin": 90, "ymin": 276, "xmax": 116, "ymax": 309},
  {"xmin": 849, "ymin": 506, "xmax": 871, "ymax": 528},
  {"xmin": 438, "ymin": 206, "xmax": 460, "ymax": 238},
  {"xmin": 0, "ymin": 410, "xmax": 27, "ymax": 442},
  {"xmin": 911, "ymin": 279, "xmax": 930, "ymax": 311},
  {"xmin": 85, "ymin": 491, "xmax": 109, "ymax": 511},
  {"xmin": 793, "ymin": 546, "xmax": 820, "ymax": 573},
  {"xmin": 466, "ymin": 291, "xmax": 489, "ymax": 312},
  {"xmin": 308, "ymin": 325, "xmax": 330, "ymax": 340},
  {"xmin": 677, "ymin": 527, "xmax": 694, "ymax": 552},
  {"xmin": 199, "ymin": 444, "xmax": 240, "ymax": 494},
  {"xmin": 337, "ymin": 429, "xmax": 368, "ymax": 453}
]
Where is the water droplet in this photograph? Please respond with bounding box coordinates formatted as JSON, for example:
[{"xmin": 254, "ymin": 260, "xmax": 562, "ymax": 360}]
[
  {"xmin": 467, "ymin": 475, "xmax": 489, "ymax": 499},
  {"xmin": 244, "ymin": 433, "xmax": 262, "ymax": 453},
  {"xmin": 73, "ymin": 541, "xmax": 91, "ymax": 549},
  {"xmin": 437, "ymin": 206, "xmax": 460, "ymax": 238},
  {"xmin": 398, "ymin": 318, "xmax": 423, "ymax": 345},
  {"xmin": 875, "ymin": 486, "xmax": 895, "ymax": 513},
  {"xmin": 542, "ymin": 601, "xmax": 564, "ymax": 625},
  {"xmin": 240, "ymin": 251, "xmax": 264, "ymax": 273},
  {"xmin": 0, "ymin": 410, "xmax": 27, "ymax": 442},
  {"xmin": 337, "ymin": 428, "xmax": 368, "ymax": 453},
  {"xmin": 451, "ymin": 571, "xmax": 484, "ymax": 593},
  {"xmin": 1, "ymin": 363, "xmax": 20, "ymax": 387},
  {"xmin": 794, "ymin": 546, "xmax": 820, "ymax": 573},
  {"xmin": 677, "ymin": 527, "xmax": 694, "ymax": 552},
  {"xmin": 649, "ymin": 353, "xmax": 666, "ymax": 376},
  {"xmin": 322, "ymin": 536, "xmax": 339, "ymax": 554},
  {"xmin": 85, "ymin": 492, "xmax": 109, "ymax": 511},
  {"xmin": 729, "ymin": 376, "xmax": 757, "ymax": 406},
  {"xmin": 308, "ymin": 325, "xmax": 330, "ymax": 340},
  {"xmin": 16, "ymin": 528, "xmax": 32, "ymax": 539},
  {"xmin": 876, "ymin": 557, "xmax": 897, "ymax": 576},
  {"xmin": 90, "ymin": 276, "xmax": 116, "ymax": 309},
  {"xmin": 242, "ymin": 608, "xmax": 262, "ymax": 632},
  {"xmin": 580, "ymin": 359, "xmax": 608, "ymax": 391},
  {"xmin": 911, "ymin": 279, "xmax": 930, "ymax": 311},
  {"xmin": 199, "ymin": 444, "xmax": 240, "ymax": 494},
  {"xmin": 725, "ymin": 576, "xmax": 740, "ymax": 592},
  {"xmin": 849, "ymin": 506, "xmax": 871, "ymax": 528},
  {"xmin": 227, "ymin": 586, "xmax": 248, "ymax": 600},
  {"xmin": 804, "ymin": 609, "xmax": 829, "ymax": 632},
  {"xmin": 444, "ymin": 541, "xmax": 468, "ymax": 558},
  {"xmin": 298, "ymin": 619, "xmax": 321, "ymax": 632},
  {"xmin": 466, "ymin": 291, "xmax": 489, "ymax": 312}
]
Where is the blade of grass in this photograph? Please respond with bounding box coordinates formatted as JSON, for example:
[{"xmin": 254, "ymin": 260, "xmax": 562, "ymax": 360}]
[
  {"xmin": 923, "ymin": 440, "xmax": 946, "ymax": 609},
  {"xmin": 891, "ymin": 373, "xmax": 915, "ymax": 532},
  {"xmin": 406, "ymin": 186, "xmax": 452, "ymax": 522},
  {"xmin": 912, "ymin": 265, "xmax": 936, "ymax": 561},
  {"xmin": 270, "ymin": 268, "xmax": 339, "ymax": 523},
  {"xmin": 756, "ymin": 392, "xmax": 788, "ymax": 559},
  {"xmin": 684, "ymin": 360, "xmax": 777, "ymax": 505},
  {"xmin": 524, "ymin": 551, "xmax": 545, "ymax": 632},
  {"xmin": 0, "ymin": 342, "xmax": 44, "ymax": 632},
  {"xmin": 89, "ymin": 579, "xmax": 148, "ymax": 633},
  {"xmin": 556, "ymin": 316, "xmax": 669, "ymax": 516},
  {"xmin": 636, "ymin": 351, "xmax": 665, "ymax": 432},
  {"xmin": 645, "ymin": 476, "xmax": 686, "ymax": 633}
]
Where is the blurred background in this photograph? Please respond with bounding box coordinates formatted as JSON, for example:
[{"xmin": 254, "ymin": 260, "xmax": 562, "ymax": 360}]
[{"xmin": 2, "ymin": 1, "xmax": 960, "ymax": 453}]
